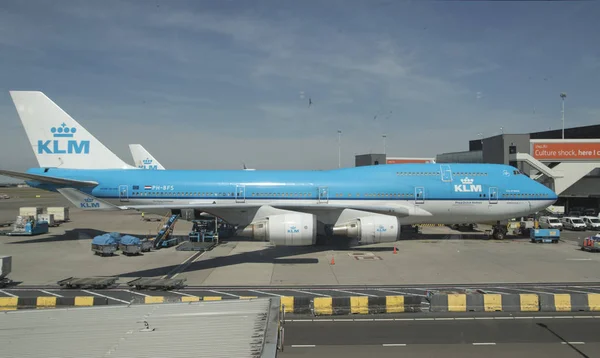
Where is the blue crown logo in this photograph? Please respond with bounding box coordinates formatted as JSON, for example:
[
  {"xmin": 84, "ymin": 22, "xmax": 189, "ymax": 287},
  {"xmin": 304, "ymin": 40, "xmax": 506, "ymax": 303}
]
[
  {"xmin": 50, "ymin": 123, "xmax": 77, "ymax": 138},
  {"xmin": 83, "ymin": 198, "xmax": 94, "ymax": 202},
  {"xmin": 142, "ymin": 158, "xmax": 153, "ymax": 164}
]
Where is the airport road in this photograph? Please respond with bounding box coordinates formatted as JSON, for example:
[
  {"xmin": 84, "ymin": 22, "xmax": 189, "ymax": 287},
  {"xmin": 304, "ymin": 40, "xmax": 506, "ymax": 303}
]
[
  {"xmin": 4, "ymin": 282, "xmax": 600, "ymax": 303},
  {"xmin": 279, "ymin": 316, "xmax": 600, "ymax": 357}
]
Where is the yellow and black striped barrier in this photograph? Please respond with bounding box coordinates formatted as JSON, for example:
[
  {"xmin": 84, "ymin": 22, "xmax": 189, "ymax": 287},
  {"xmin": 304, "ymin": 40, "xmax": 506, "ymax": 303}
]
[
  {"xmin": 312, "ymin": 296, "xmax": 422, "ymax": 315},
  {"xmin": 539, "ymin": 293, "xmax": 600, "ymax": 312},
  {"xmin": 0, "ymin": 296, "xmax": 108, "ymax": 310},
  {"xmin": 429, "ymin": 293, "xmax": 540, "ymax": 312}
]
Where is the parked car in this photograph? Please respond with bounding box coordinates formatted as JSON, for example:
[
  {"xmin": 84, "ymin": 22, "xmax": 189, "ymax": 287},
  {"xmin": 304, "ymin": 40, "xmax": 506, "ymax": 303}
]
[
  {"xmin": 581, "ymin": 216, "xmax": 600, "ymax": 230},
  {"xmin": 561, "ymin": 217, "xmax": 587, "ymax": 231},
  {"xmin": 539, "ymin": 216, "xmax": 563, "ymax": 230}
]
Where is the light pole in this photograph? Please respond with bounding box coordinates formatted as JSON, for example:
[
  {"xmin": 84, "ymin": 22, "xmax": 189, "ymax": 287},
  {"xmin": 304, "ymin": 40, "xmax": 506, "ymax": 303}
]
[
  {"xmin": 337, "ymin": 130, "xmax": 342, "ymax": 168},
  {"xmin": 382, "ymin": 134, "xmax": 387, "ymax": 155},
  {"xmin": 560, "ymin": 92, "xmax": 567, "ymax": 139}
]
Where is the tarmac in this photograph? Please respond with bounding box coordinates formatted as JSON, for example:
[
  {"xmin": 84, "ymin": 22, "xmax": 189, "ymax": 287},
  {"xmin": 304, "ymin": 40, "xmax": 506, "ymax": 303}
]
[
  {"xmin": 2, "ymin": 187, "xmax": 600, "ymax": 299},
  {"xmin": 279, "ymin": 315, "xmax": 600, "ymax": 357}
]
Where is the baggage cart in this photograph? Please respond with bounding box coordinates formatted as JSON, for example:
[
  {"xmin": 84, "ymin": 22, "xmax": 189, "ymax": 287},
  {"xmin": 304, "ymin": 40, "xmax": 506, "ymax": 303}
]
[
  {"xmin": 47, "ymin": 207, "xmax": 70, "ymax": 222},
  {"xmin": 581, "ymin": 235, "xmax": 600, "ymax": 252},
  {"xmin": 141, "ymin": 239, "xmax": 153, "ymax": 252},
  {"xmin": 91, "ymin": 234, "xmax": 118, "ymax": 256},
  {"xmin": 119, "ymin": 235, "xmax": 142, "ymax": 256}
]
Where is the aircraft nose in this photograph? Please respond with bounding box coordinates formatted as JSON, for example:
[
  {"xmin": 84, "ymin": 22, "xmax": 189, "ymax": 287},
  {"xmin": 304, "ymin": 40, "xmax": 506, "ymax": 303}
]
[{"xmin": 533, "ymin": 181, "xmax": 558, "ymax": 210}]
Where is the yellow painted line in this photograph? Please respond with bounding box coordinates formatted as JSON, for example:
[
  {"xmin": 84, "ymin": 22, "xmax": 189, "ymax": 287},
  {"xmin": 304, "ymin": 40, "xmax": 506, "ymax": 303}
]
[
  {"xmin": 588, "ymin": 294, "xmax": 600, "ymax": 311},
  {"xmin": 386, "ymin": 296, "xmax": 404, "ymax": 313},
  {"xmin": 74, "ymin": 296, "xmax": 94, "ymax": 306},
  {"xmin": 484, "ymin": 294, "xmax": 502, "ymax": 312},
  {"xmin": 554, "ymin": 294, "xmax": 571, "ymax": 312},
  {"xmin": 519, "ymin": 294, "xmax": 539, "ymax": 312},
  {"xmin": 280, "ymin": 296, "xmax": 294, "ymax": 313},
  {"xmin": 313, "ymin": 297, "xmax": 333, "ymax": 315},
  {"xmin": 350, "ymin": 296, "xmax": 368, "ymax": 314},
  {"xmin": 240, "ymin": 296, "xmax": 258, "ymax": 300},
  {"xmin": 145, "ymin": 296, "xmax": 165, "ymax": 304},
  {"xmin": 203, "ymin": 296, "xmax": 222, "ymax": 301},
  {"xmin": 448, "ymin": 294, "xmax": 466, "ymax": 312}
]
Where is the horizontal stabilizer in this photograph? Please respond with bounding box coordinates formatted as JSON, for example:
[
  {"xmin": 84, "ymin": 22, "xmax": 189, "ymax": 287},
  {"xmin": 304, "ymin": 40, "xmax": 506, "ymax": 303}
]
[
  {"xmin": 56, "ymin": 188, "xmax": 119, "ymax": 210},
  {"xmin": 0, "ymin": 169, "xmax": 98, "ymax": 187}
]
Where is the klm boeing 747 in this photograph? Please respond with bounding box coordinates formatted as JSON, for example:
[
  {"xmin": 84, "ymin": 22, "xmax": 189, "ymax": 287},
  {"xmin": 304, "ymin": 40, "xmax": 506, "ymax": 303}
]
[{"xmin": 0, "ymin": 91, "xmax": 558, "ymax": 245}]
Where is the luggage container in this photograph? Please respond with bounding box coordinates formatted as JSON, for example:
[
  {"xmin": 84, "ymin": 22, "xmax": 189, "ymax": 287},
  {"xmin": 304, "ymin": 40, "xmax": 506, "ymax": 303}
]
[
  {"xmin": 119, "ymin": 235, "xmax": 142, "ymax": 256},
  {"xmin": 140, "ymin": 239, "xmax": 153, "ymax": 252},
  {"xmin": 91, "ymin": 234, "xmax": 118, "ymax": 256},
  {"xmin": 37, "ymin": 213, "xmax": 57, "ymax": 227},
  {"xmin": 47, "ymin": 207, "xmax": 70, "ymax": 222},
  {"xmin": 19, "ymin": 207, "xmax": 43, "ymax": 217}
]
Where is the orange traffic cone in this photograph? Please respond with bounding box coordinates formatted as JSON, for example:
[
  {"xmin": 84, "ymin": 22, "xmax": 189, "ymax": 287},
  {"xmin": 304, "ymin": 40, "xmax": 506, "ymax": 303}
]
[
  {"xmin": 330, "ymin": 256, "xmax": 335, "ymax": 265},
  {"xmin": 393, "ymin": 246, "xmax": 397, "ymax": 254}
]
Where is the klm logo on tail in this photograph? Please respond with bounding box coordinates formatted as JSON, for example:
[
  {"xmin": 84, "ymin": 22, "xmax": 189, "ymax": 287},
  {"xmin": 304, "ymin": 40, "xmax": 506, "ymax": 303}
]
[
  {"xmin": 139, "ymin": 158, "xmax": 158, "ymax": 170},
  {"xmin": 80, "ymin": 197, "xmax": 99, "ymax": 208},
  {"xmin": 38, "ymin": 123, "xmax": 90, "ymax": 155},
  {"xmin": 454, "ymin": 177, "xmax": 482, "ymax": 193}
]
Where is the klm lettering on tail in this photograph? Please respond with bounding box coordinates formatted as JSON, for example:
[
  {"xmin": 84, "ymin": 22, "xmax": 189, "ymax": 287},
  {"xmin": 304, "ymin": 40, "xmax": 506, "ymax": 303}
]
[
  {"xmin": 139, "ymin": 158, "xmax": 158, "ymax": 170},
  {"xmin": 38, "ymin": 123, "xmax": 90, "ymax": 154},
  {"xmin": 80, "ymin": 197, "xmax": 99, "ymax": 208},
  {"xmin": 454, "ymin": 177, "xmax": 482, "ymax": 192}
]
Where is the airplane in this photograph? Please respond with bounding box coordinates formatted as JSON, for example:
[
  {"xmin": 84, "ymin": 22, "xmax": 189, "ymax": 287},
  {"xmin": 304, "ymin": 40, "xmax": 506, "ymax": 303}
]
[
  {"xmin": 129, "ymin": 144, "xmax": 165, "ymax": 170},
  {"xmin": 0, "ymin": 91, "xmax": 558, "ymax": 245}
]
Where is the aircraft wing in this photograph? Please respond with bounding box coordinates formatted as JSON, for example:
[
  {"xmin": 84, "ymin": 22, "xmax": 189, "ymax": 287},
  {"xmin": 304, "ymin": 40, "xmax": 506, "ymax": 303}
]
[
  {"xmin": 0, "ymin": 169, "xmax": 99, "ymax": 187},
  {"xmin": 117, "ymin": 202, "xmax": 431, "ymax": 218}
]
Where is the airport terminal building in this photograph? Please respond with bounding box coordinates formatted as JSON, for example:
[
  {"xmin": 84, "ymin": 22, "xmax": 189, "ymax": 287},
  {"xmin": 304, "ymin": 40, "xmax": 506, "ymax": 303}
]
[{"xmin": 356, "ymin": 124, "xmax": 600, "ymax": 211}]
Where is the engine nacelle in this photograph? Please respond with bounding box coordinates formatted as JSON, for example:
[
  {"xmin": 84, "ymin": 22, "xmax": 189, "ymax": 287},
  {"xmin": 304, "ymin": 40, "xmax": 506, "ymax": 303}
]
[
  {"xmin": 332, "ymin": 215, "xmax": 400, "ymax": 244},
  {"xmin": 239, "ymin": 213, "xmax": 317, "ymax": 246}
]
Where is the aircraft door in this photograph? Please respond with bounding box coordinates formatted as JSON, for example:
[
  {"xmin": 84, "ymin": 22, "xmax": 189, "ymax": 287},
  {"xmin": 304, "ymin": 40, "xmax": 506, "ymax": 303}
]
[
  {"xmin": 119, "ymin": 185, "xmax": 129, "ymax": 202},
  {"xmin": 440, "ymin": 164, "xmax": 453, "ymax": 182},
  {"xmin": 235, "ymin": 185, "xmax": 246, "ymax": 203},
  {"xmin": 415, "ymin": 187, "xmax": 424, "ymax": 204},
  {"xmin": 318, "ymin": 186, "xmax": 329, "ymax": 203},
  {"xmin": 489, "ymin": 187, "xmax": 498, "ymax": 204}
]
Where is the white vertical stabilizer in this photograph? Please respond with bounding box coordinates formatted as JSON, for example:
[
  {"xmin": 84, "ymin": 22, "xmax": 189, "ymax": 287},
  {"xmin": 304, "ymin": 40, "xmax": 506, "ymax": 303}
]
[
  {"xmin": 9, "ymin": 91, "xmax": 134, "ymax": 169},
  {"xmin": 129, "ymin": 144, "xmax": 166, "ymax": 170}
]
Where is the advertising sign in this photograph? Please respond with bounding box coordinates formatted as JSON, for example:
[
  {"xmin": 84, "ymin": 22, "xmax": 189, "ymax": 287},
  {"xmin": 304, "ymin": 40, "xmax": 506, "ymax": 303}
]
[{"xmin": 531, "ymin": 142, "xmax": 600, "ymax": 161}]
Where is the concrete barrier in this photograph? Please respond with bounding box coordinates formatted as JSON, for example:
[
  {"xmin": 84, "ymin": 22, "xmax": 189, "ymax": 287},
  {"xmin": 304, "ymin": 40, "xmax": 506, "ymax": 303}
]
[
  {"xmin": 429, "ymin": 294, "xmax": 539, "ymax": 312},
  {"xmin": 312, "ymin": 296, "xmax": 422, "ymax": 315},
  {"xmin": 0, "ymin": 296, "xmax": 109, "ymax": 310},
  {"xmin": 539, "ymin": 293, "xmax": 600, "ymax": 312}
]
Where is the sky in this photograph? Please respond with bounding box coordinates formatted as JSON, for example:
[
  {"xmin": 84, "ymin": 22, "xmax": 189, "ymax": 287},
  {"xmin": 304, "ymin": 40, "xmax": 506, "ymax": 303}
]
[{"xmin": 0, "ymin": 0, "xmax": 599, "ymax": 182}]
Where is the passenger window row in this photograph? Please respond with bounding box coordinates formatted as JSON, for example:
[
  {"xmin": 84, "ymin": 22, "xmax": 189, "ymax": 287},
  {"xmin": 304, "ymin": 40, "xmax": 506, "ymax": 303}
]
[
  {"xmin": 396, "ymin": 172, "xmax": 439, "ymax": 176},
  {"xmin": 502, "ymin": 193, "xmax": 551, "ymax": 198},
  {"xmin": 454, "ymin": 172, "xmax": 488, "ymax": 176}
]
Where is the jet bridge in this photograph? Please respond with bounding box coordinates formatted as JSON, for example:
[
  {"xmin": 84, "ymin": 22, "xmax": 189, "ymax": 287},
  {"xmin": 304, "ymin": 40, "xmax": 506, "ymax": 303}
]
[{"xmin": 510, "ymin": 139, "xmax": 600, "ymax": 195}]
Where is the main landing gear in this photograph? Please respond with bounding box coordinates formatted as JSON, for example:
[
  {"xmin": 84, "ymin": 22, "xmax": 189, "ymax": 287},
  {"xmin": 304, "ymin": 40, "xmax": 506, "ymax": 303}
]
[{"xmin": 491, "ymin": 220, "xmax": 508, "ymax": 240}]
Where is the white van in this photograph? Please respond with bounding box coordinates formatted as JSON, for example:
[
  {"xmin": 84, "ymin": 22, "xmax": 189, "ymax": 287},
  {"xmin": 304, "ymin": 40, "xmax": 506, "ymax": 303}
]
[
  {"xmin": 561, "ymin": 217, "xmax": 587, "ymax": 231},
  {"xmin": 539, "ymin": 216, "xmax": 563, "ymax": 230},
  {"xmin": 581, "ymin": 216, "xmax": 600, "ymax": 230}
]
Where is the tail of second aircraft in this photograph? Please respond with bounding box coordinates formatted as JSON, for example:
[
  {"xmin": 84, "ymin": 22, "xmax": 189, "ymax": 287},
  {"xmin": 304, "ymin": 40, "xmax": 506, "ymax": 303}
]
[
  {"xmin": 9, "ymin": 91, "xmax": 134, "ymax": 170},
  {"xmin": 129, "ymin": 144, "xmax": 165, "ymax": 170}
]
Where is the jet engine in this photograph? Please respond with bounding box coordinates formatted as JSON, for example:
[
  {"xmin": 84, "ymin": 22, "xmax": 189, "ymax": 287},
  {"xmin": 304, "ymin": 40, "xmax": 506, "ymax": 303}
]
[
  {"xmin": 239, "ymin": 213, "xmax": 317, "ymax": 246},
  {"xmin": 332, "ymin": 215, "xmax": 400, "ymax": 244}
]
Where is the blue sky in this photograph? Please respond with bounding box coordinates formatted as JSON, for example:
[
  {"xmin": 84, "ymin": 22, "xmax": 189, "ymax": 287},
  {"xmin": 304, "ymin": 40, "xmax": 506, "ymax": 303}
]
[{"xmin": 0, "ymin": 0, "xmax": 599, "ymax": 181}]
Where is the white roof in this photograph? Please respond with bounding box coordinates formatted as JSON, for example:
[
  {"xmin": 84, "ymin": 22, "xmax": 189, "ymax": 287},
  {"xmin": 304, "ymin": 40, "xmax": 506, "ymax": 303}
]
[{"xmin": 0, "ymin": 298, "xmax": 279, "ymax": 358}]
